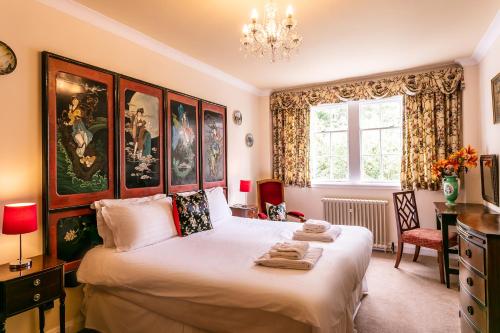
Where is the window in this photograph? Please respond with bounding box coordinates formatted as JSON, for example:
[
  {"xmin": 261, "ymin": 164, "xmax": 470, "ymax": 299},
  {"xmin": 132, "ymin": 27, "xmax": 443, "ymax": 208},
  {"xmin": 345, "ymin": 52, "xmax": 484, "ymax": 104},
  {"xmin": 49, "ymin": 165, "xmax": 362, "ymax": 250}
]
[{"xmin": 310, "ymin": 96, "xmax": 403, "ymax": 185}]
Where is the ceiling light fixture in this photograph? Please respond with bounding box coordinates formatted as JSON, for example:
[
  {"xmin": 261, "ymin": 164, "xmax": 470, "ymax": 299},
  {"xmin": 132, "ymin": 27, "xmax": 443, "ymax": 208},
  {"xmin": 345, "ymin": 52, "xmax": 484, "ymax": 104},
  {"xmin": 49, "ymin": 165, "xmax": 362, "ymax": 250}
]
[{"xmin": 240, "ymin": 1, "xmax": 302, "ymax": 62}]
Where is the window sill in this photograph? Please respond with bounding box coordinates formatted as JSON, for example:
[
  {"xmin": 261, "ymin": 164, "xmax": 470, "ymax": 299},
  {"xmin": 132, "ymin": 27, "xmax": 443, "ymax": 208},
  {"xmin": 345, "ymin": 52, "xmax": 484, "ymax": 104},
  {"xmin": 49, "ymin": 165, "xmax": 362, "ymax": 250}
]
[{"xmin": 310, "ymin": 182, "xmax": 401, "ymax": 190}]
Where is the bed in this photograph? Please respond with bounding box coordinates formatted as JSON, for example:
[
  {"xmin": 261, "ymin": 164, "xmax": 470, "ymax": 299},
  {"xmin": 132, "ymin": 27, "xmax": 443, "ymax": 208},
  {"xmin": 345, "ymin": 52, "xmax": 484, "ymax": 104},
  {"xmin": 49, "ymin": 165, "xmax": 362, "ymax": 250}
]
[{"xmin": 77, "ymin": 216, "xmax": 373, "ymax": 333}]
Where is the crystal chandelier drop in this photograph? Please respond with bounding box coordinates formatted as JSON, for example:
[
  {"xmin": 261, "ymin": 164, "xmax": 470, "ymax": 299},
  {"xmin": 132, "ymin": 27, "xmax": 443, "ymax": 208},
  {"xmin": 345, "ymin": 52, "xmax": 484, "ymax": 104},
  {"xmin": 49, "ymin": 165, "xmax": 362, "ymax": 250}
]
[{"xmin": 240, "ymin": 1, "xmax": 302, "ymax": 62}]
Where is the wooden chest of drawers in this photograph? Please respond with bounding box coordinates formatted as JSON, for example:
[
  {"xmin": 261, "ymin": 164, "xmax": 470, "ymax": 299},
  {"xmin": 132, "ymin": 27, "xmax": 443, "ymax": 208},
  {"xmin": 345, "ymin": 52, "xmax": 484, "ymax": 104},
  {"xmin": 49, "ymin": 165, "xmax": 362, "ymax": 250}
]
[{"xmin": 457, "ymin": 213, "xmax": 500, "ymax": 333}]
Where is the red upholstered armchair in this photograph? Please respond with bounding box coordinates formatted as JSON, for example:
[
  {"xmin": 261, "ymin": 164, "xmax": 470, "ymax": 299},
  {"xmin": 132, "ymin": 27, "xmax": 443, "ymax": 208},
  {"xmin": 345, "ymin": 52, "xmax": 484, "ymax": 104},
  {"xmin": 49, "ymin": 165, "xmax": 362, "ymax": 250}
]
[{"xmin": 256, "ymin": 179, "xmax": 306, "ymax": 222}]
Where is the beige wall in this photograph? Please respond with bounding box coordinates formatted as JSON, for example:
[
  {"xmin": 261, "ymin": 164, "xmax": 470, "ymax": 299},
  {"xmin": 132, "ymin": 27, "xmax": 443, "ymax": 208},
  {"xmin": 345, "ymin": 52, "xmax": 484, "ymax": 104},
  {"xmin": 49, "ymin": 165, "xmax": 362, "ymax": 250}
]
[
  {"xmin": 281, "ymin": 65, "xmax": 484, "ymax": 247},
  {"xmin": 0, "ymin": 1, "xmax": 270, "ymax": 332},
  {"xmin": 479, "ymin": 35, "xmax": 500, "ymax": 212}
]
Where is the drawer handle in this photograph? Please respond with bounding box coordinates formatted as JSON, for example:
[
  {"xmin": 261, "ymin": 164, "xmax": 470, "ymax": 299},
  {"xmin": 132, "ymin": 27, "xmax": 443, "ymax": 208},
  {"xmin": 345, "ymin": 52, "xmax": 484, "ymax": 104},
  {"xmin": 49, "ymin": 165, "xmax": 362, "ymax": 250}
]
[
  {"xmin": 465, "ymin": 249, "xmax": 472, "ymax": 258},
  {"xmin": 33, "ymin": 293, "xmax": 41, "ymax": 302},
  {"xmin": 466, "ymin": 277, "xmax": 474, "ymax": 286},
  {"xmin": 33, "ymin": 278, "xmax": 41, "ymax": 287},
  {"xmin": 467, "ymin": 305, "xmax": 474, "ymax": 316}
]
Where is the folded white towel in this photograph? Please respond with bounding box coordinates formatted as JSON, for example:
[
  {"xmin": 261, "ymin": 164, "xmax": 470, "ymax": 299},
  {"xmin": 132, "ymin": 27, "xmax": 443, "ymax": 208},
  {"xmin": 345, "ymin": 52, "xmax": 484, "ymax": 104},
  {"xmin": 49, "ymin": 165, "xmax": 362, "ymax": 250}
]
[
  {"xmin": 269, "ymin": 249, "xmax": 304, "ymax": 260},
  {"xmin": 293, "ymin": 226, "xmax": 342, "ymax": 242},
  {"xmin": 303, "ymin": 219, "xmax": 331, "ymax": 233},
  {"xmin": 255, "ymin": 247, "xmax": 323, "ymax": 270}
]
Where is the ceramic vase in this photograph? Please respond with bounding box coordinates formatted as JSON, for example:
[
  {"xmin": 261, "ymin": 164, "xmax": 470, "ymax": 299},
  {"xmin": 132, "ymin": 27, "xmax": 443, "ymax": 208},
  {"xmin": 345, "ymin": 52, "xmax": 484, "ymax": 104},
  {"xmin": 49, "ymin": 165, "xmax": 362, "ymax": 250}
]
[{"xmin": 443, "ymin": 175, "xmax": 459, "ymax": 206}]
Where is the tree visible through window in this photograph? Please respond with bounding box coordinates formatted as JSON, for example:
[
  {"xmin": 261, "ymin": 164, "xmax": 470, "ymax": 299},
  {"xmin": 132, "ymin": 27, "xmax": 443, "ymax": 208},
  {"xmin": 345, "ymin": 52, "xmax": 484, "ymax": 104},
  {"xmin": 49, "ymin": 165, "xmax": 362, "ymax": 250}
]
[{"xmin": 310, "ymin": 96, "xmax": 402, "ymax": 184}]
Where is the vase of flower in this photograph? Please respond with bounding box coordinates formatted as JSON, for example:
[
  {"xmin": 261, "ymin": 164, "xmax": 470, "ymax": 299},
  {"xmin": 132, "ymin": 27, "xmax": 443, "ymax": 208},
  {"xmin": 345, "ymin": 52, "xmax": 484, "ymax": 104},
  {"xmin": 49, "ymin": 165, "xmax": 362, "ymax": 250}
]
[
  {"xmin": 442, "ymin": 175, "xmax": 459, "ymax": 206},
  {"xmin": 431, "ymin": 145, "xmax": 478, "ymax": 206}
]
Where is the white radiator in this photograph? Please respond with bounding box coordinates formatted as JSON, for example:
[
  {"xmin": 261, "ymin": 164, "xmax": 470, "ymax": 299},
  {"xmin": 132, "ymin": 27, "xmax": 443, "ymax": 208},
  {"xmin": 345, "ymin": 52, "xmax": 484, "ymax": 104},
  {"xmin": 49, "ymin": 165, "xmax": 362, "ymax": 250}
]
[{"xmin": 322, "ymin": 198, "xmax": 388, "ymax": 250}]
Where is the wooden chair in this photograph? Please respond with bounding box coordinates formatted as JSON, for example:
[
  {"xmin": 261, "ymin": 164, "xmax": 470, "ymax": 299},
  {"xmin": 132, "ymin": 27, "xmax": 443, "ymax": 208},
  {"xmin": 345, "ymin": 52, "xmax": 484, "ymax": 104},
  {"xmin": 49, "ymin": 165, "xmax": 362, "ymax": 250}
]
[
  {"xmin": 393, "ymin": 190, "xmax": 458, "ymax": 284},
  {"xmin": 256, "ymin": 179, "xmax": 306, "ymax": 222}
]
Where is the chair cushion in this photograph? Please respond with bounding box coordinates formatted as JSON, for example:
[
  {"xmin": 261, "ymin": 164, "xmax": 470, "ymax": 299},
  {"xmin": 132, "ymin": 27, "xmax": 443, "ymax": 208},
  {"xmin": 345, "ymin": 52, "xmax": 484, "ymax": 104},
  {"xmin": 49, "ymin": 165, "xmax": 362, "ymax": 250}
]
[{"xmin": 402, "ymin": 228, "xmax": 458, "ymax": 250}]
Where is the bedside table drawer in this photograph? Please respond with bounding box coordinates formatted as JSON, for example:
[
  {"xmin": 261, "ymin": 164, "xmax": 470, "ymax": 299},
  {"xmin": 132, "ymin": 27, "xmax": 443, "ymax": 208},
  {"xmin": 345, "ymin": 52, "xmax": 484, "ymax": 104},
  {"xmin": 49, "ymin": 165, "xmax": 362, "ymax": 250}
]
[{"xmin": 4, "ymin": 268, "xmax": 62, "ymax": 315}]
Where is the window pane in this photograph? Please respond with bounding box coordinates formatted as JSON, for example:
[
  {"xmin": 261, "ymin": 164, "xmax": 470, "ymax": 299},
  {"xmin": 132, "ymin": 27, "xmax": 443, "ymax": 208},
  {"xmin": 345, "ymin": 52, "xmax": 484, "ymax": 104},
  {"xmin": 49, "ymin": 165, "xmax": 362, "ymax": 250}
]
[
  {"xmin": 382, "ymin": 155, "xmax": 401, "ymax": 181},
  {"xmin": 311, "ymin": 108, "xmax": 332, "ymax": 132},
  {"xmin": 311, "ymin": 104, "xmax": 348, "ymax": 131},
  {"xmin": 313, "ymin": 156, "xmax": 330, "ymax": 179},
  {"xmin": 361, "ymin": 155, "xmax": 381, "ymax": 180},
  {"xmin": 380, "ymin": 101, "xmax": 402, "ymax": 127},
  {"xmin": 359, "ymin": 102, "xmax": 381, "ymax": 129},
  {"xmin": 313, "ymin": 132, "xmax": 330, "ymax": 157},
  {"xmin": 381, "ymin": 128, "xmax": 401, "ymax": 154},
  {"xmin": 331, "ymin": 131, "xmax": 348, "ymax": 156},
  {"xmin": 331, "ymin": 157, "xmax": 348, "ymax": 180},
  {"xmin": 361, "ymin": 129, "xmax": 380, "ymax": 155}
]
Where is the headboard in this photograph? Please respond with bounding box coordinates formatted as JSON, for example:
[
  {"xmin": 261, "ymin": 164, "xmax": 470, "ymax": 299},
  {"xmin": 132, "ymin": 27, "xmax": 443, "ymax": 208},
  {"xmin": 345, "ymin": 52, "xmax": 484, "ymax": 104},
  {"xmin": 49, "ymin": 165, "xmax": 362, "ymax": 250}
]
[{"xmin": 42, "ymin": 52, "xmax": 228, "ymax": 281}]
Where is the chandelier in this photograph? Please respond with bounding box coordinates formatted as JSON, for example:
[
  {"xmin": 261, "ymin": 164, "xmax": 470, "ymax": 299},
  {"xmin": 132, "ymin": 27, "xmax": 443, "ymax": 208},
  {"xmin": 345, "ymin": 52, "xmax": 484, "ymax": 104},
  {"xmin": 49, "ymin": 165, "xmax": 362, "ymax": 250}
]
[{"xmin": 240, "ymin": 1, "xmax": 302, "ymax": 62}]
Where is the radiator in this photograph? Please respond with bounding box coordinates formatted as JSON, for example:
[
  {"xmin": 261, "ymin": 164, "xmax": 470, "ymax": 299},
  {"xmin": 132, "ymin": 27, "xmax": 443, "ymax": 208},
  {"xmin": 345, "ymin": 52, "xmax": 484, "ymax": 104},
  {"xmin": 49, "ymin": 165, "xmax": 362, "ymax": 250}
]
[{"xmin": 322, "ymin": 198, "xmax": 388, "ymax": 250}]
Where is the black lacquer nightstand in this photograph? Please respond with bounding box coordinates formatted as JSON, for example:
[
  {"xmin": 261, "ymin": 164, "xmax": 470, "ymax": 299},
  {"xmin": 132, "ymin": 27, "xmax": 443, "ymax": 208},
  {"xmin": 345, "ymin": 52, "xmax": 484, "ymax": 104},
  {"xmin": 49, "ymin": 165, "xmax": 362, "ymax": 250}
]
[{"xmin": 0, "ymin": 255, "xmax": 65, "ymax": 333}]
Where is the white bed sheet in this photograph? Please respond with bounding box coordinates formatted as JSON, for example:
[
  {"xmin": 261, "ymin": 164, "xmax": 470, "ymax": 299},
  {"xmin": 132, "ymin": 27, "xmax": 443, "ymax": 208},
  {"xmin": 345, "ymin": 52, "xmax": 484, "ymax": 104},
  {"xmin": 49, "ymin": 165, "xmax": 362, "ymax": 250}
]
[{"xmin": 77, "ymin": 217, "xmax": 373, "ymax": 332}]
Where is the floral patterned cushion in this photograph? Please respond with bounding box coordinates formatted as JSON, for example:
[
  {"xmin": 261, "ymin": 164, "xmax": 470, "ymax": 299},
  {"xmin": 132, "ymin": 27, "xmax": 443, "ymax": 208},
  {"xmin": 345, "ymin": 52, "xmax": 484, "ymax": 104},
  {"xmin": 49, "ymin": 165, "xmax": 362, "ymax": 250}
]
[
  {"xmin": 173, "ymin": 190, "xmax": 213, "ymax": 237},
  {"xmin": 266, "ymin": 202, "xmax": 286, "ymax": 221}
]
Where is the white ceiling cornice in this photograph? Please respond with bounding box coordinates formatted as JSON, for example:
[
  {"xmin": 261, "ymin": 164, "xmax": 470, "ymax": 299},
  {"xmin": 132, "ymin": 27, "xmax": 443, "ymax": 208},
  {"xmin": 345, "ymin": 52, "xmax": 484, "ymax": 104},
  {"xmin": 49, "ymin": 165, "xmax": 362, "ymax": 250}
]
[
  {"xmin": 36, "ymin": 0, "xmax": 269, "ymax": 97},
  {"xmin": 456, "ymin": 10, "xmax": 500, "ymax": 66}
]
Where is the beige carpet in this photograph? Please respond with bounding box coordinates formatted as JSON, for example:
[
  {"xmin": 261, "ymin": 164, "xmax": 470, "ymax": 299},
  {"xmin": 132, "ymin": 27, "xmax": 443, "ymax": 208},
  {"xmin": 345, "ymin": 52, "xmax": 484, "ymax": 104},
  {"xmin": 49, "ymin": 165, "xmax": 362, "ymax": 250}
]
[{"xmin": 354, "ymin": 251, "xmax": 459, "ymax": 333}]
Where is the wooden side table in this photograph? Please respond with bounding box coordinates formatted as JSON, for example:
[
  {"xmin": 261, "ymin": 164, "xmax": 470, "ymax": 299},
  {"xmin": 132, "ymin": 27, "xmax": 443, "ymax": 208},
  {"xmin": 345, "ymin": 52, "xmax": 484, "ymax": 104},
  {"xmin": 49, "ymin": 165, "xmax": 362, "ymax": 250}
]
[
  {"xmin": 0, "ymin": 255, "xmax": 65, "ymax": 333},
  {"xmin": 230, "ymin": 205, "xmax": 258, "ymax": 219},
  {"xmin": 433, "ymin": 202, "xmax": 490, "ymax": 288}
]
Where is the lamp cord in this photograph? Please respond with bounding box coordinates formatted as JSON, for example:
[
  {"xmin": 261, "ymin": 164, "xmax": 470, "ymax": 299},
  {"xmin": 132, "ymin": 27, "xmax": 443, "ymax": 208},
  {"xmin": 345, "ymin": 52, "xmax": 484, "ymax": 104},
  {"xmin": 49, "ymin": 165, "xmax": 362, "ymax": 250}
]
[{"xmin": 19, "ymin": 234, "xmax": 22, "ymax": 263}]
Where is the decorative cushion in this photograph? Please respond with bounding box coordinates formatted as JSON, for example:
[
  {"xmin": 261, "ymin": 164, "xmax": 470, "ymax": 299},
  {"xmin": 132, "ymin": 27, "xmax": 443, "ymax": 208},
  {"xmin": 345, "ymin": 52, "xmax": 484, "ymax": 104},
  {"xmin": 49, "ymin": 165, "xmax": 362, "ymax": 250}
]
[
  {"xmin": 101, "ymin": 198, "xmax": 176, "ymax": 252},
  {"xmin": 93, "ymin": 193, "xmax": 167, "ymax": 248},
  {"xmin": 205, "ymin": 187, "xmax": 232, "ymax": 224},
  {"xmin": 402, "ymin": 228, "xmax": 458, "ymax": 250},
  {"xmin": 266, "ymin": 202, "xmax": 287, "ymax": 221},
  {"xmin": 173, "ymin": 190, "xmax": 213, "ymax": 236}
]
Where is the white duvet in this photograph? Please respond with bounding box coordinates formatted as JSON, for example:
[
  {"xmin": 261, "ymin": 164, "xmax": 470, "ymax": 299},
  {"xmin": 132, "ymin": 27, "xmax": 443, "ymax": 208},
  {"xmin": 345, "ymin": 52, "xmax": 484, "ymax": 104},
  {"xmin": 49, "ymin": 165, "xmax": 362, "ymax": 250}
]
[{"xmin": 77, "ymin": 217, "xmax": 373, "ymax": 331}]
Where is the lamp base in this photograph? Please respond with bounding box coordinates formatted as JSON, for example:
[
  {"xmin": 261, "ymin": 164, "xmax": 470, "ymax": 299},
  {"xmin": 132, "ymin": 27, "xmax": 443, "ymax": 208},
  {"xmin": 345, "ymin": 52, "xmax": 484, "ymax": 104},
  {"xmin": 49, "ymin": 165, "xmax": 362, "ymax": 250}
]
[{"xmin": 9, "ymin": 258, "xmax": 32, "ymax": 271}]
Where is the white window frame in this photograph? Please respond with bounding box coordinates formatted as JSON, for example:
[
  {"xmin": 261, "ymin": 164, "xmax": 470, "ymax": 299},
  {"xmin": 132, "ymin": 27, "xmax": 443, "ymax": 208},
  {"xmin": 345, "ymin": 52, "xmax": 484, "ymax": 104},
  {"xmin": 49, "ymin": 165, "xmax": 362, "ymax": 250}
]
[{"xmin": 310, "ymin": 95, "xmax": 403, "ymax": 188}]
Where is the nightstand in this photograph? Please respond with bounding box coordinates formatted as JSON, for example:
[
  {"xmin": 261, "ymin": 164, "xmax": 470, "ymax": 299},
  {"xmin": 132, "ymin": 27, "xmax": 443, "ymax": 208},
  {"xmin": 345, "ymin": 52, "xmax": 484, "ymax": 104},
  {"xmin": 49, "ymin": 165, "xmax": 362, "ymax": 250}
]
[
  {"xmin": 0, "ymin": 255, "xmax": 65, "ymax": 333},
  {"xmin": 230, "ymin": 204, "xmax": 258, "ymax": 219}
]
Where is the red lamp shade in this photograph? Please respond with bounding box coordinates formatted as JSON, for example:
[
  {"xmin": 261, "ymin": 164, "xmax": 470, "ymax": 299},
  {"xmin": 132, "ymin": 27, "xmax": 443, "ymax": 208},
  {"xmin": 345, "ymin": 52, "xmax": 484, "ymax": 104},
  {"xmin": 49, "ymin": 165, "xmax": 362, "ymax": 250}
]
[
  {"xmin": 239, "ymin": 180, "xmax": 252, "ymax": 193},
  {"xmin": 2, "ymin": 203, "xmax": 38, "ymax": 235}
]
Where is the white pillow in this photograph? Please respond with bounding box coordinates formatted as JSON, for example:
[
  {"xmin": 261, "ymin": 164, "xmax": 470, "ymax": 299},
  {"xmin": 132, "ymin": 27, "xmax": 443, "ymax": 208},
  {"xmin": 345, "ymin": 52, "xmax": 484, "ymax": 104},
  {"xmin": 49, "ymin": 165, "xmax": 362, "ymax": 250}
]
[
  {"xmin": 101, "ymin": 198, "xmax": 176, "ymax": 252},
  {"xmin": 93, "ymin": 193, "xmax": 167, "ymax": 248},
  {"xmin": 205, "ymin": 187, "xmax": 232, "ymax": 224}
]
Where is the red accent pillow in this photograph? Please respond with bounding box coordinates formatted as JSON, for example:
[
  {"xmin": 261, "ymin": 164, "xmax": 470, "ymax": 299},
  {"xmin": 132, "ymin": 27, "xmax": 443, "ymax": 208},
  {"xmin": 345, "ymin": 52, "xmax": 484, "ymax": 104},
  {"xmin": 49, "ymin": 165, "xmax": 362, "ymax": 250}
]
[{"xmin": 172, "ymin": 197, "xmax": 182, "ymax": 236}]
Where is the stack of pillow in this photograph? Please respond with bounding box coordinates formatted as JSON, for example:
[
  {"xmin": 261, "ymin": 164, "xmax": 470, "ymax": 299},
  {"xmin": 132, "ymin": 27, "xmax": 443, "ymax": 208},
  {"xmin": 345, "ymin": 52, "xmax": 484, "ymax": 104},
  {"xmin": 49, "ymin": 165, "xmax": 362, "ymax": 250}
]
[
  {"xmin": 92, "ymin": 187, "xmax": 232, "ymax": 252},
  {"xmin": 292, "ymin": 220, "xmax": 342, "ymax": 242}
]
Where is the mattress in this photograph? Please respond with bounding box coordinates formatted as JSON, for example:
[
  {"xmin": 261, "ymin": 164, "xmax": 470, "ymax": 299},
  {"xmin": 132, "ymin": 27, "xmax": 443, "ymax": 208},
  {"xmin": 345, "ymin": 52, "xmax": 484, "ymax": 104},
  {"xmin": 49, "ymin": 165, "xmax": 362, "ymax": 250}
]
[{"xmin": 77, "ymin": 217, "xmax": 373, "ymax": 332}]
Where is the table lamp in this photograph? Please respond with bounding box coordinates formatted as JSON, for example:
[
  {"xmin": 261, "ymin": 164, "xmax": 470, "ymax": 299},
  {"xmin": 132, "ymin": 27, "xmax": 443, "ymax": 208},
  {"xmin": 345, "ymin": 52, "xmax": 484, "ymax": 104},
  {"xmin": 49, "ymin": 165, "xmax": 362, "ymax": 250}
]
[
  {"xmin": 2, "ymin": 203, "xmax": 38, "ymax": 270},
  {"xmin": 239, "ymin": 180, "xmax": 251, "ymax": 207}
]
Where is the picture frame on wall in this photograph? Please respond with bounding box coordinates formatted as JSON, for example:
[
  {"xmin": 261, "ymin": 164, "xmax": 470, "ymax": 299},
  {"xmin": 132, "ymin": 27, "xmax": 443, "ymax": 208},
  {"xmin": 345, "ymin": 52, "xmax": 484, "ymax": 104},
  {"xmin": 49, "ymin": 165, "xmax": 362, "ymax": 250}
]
[
  {"xmin": 166, "ymin": 92, "xmax": 200, "ymax": 194},
  {"xmin": 200, "ymin": 101, "xmax": 227, "ymax": 189},
  {"xmin": 43, "ymin": 52, "xmax": 115, "ymax": 209},
  {"xmin": 48, "ymin": 207, "xmax": 102, "ymax": 272},
  {"xmin": 119, "ymin": 76, "xmax": 164, "ymax": 198},
  {"xmin": 492, "ymin": 73, "xmax": 500, "ymax": 124}
]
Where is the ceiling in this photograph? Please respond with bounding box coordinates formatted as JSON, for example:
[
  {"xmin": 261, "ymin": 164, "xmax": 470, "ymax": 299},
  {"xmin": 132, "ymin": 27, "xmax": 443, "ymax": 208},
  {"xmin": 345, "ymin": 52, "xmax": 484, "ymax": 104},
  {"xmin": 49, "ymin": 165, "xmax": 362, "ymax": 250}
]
[{"xmin": 76, "ymin": 0, "xmax": 499, "ymax": 91}]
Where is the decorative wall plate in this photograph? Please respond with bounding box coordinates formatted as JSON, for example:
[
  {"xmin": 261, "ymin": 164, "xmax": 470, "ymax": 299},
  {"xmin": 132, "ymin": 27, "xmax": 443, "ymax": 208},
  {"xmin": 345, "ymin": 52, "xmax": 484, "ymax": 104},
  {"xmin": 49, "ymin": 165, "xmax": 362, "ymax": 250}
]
[
  {"xmin": 245, "ymin": 133, "xmax": 254, "ymax": 147},
  {"xmin": 233, "ymin": 110, "xmax": 242, "ymax": 125},
  {"xmin": 0, "ymin": 41, "xmax": 17, "ymax": 75}
]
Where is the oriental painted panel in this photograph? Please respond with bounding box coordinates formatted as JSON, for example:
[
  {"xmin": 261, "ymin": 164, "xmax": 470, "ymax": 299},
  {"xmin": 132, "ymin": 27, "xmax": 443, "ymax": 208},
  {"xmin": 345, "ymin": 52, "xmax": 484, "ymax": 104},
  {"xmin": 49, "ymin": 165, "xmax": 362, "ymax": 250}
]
[
  {"xmin": 43, "ymin": 53, "xmax": 115, "ymax": 209},
  {"xmin": 167, "ymin": 92, "xmax": 200, "ymax": 194},
  {"xmin": 119, "ymin": 77, "xmax": 164, "ymax": 198},
  {"xmin": 201, "ymin": 102, "xmax": 227, "ymax": 189}
]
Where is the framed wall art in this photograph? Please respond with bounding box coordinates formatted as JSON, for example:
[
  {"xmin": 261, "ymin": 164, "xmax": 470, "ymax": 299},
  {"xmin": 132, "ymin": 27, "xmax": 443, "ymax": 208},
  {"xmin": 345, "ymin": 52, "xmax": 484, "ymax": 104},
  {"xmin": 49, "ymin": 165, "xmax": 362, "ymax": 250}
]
[
  {"xmin": 201, "ymin": 101, "xmax": 227, "ymax": 189},
  {"xmin": 167, "ymin": 92, "xmax": 200, "ymax": 194},
  {"xmin": 43, "ymin": 52, "xmax": 115, "ymax": 209},
  {"xmin": 119, "ymin": 76, "xmax": 164, "ymax": 198},
  {"xmin": 48, "ymin": 207, "xmax": 102, "ymax": 272},
  {"xmin": 492, "ymin": 73, "xmax": 500, "ymax": 124}
]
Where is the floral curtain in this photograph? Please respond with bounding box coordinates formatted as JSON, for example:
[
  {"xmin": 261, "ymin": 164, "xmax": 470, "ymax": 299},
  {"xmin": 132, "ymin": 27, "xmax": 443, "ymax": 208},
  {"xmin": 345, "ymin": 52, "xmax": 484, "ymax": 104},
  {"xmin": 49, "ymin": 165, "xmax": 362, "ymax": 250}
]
[{"xmin": 270, "ymin": 64, "xmax": 464, "ymax": 188}]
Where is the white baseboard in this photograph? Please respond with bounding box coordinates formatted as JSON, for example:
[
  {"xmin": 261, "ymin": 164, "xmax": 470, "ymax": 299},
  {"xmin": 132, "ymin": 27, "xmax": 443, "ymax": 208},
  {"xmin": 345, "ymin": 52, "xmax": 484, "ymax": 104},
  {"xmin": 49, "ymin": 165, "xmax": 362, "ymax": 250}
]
[{"xmin": 397, "ymin": 243, "xmax": 458, "ymax": 259}]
